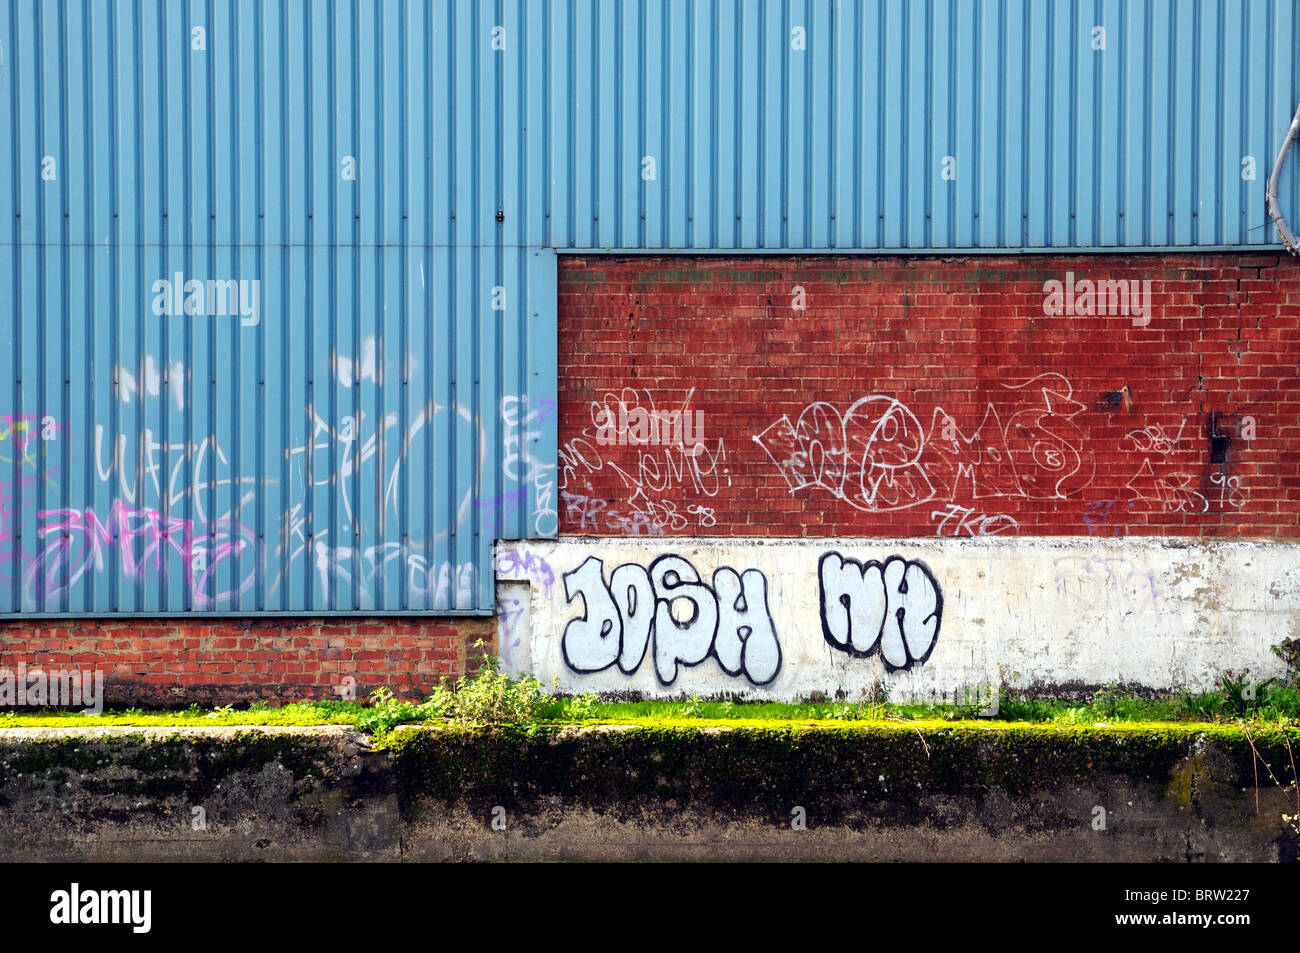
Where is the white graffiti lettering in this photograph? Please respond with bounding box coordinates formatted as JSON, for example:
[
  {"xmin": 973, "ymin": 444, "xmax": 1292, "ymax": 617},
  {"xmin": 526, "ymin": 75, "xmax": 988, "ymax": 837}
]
[
  {"xmin": 561, "ymin": 554, "xmax": 781, "ymax": 686},
  {"xmin": 819, "ymin": 552, "xmax": 943, "ymax": 671}
]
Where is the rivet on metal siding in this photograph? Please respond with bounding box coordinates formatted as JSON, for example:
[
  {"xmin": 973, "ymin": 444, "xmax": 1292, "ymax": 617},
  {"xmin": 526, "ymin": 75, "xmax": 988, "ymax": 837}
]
[{"xmin": 496, "ymin": 210, "xmax": 504, "ymax": 222}]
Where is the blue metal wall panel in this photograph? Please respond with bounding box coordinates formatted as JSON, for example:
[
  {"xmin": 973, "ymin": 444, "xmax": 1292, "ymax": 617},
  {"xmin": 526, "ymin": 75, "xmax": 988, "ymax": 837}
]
[
  {"xmin": 0, "ymin": 0, "xmax": 1297, "ymax": 616},
  {"xmin": 0, "ymin": 235, "xmax": 555, "ymax": 615},
  {"xmin": 10, "ymin": 0, "xmax": 1289, "ymax": 254},
  {"xmin": 519, "ymin": 0, "xmax": 1296, "ymax": 252}
]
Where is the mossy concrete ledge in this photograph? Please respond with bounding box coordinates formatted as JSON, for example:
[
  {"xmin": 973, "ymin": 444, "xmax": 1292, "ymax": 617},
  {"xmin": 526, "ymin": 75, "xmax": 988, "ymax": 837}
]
[
  {"xmin": 0, "ymin": 726, "xmax": 398, "ymax": 862},
  {"xmin": 390, "ymin": 723, "xmax": 1300, "ymax": 862},
  {"xmin": 1, "ymin": 723, "xmax": 1298, "ymax": 861}
]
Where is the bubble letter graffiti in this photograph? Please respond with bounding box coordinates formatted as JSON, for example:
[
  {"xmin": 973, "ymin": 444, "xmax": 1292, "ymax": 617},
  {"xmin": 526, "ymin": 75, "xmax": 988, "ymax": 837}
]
[{"xmin": 819, "ymin": 552, "xmax": 942, "ymax": 671}]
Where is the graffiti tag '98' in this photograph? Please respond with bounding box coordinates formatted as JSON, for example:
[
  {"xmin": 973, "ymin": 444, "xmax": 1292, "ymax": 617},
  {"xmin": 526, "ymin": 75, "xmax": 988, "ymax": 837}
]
[{"xmin": 561, "ymin": 551, "xmax": 943, "ymax": 687}]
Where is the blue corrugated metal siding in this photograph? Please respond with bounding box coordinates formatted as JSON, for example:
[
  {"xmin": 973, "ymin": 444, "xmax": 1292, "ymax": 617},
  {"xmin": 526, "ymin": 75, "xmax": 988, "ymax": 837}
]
[
  {"xmin": 0, "ymin": 0, "xmax": 1296, "ymax": 615},
  {"xmin": 534, "ymin": 0, "xmax": 1298, "ymax": 251},
  {"xmin": 0, "ymin": 236, "xmax": 555, "ymax": 615}
]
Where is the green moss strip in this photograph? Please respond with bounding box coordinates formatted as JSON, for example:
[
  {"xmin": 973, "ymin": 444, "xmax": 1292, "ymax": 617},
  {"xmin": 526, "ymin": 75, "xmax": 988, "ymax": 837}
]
[{"xmin": 387, "ymin": 722, "xmax": 1300, "ymax": 823}]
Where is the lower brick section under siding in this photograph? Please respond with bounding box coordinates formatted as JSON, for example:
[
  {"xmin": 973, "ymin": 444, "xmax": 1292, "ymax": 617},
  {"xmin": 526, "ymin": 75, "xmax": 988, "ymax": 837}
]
[{"xmin": 0, "ymin": 618, "xmax": 496, "ymax": 707}]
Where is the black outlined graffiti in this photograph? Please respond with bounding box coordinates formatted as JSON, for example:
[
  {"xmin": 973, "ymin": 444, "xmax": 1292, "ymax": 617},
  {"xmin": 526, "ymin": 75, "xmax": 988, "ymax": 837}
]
[
  {"xmin": 712, "ymin": 566, "xmax": 781, "ymax": 684},
  {"xmin": 561, "ymin": 554, "xmax": 781, "ymax": 686},
  {"xmin": 819, "ymin": 552, "xmax": 943, "ymax": 671},
  {"xmin": 648, "ymin": 556, "xmax": 720, "ymax": 685}
]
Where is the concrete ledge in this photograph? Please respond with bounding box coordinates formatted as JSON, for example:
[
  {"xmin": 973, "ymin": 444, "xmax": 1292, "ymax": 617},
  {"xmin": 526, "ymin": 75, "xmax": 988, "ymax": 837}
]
[
  {"xmin": 0, "ymin": 726, "xmax": 398, "ymax": 861},
  {"xmin": 391, "ymin": 723, "xmax": 1300, "ymax": 861},
  {"xmin": 1, "ymin": 724, "xmax": 1297, "ymax": 861}
]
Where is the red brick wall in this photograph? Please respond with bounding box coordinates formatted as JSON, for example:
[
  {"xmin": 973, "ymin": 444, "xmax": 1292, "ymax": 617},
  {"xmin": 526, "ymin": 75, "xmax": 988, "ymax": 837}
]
[
  {"xmin": 0, "ymin": 618, "xmax": 495, "ymax": 707},
  {"xmin": 558, "ymin": 254, "xmax": 1300, "ymax": 538}
]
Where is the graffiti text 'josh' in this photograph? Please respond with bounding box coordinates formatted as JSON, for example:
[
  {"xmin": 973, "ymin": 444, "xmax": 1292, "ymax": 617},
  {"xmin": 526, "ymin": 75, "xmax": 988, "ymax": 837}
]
[{"xmin": 562, "ymin": 554, "xmax": 780, "ymax": 686}]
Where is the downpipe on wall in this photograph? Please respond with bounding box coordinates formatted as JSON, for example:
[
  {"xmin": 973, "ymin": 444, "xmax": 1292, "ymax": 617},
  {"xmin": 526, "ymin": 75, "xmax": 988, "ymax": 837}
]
[{"xmin": 1266, "ymin": 100, "xmax": 1300, "ymax": 256}]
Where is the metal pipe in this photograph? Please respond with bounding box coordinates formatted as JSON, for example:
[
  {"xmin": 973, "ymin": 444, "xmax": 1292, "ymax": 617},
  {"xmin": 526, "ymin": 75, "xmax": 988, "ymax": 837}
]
[{"xmin": 1266, "ymin": 100, "xmax": 1300, "ymax": 255}]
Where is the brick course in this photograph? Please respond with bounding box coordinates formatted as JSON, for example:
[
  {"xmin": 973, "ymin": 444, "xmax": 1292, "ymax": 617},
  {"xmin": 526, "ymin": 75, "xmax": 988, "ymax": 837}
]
[
  {"xmin": 558, "ymin": 254, "xmax": 1300, "ymax": 538},
  {"xmin": 0, "ymin": 617, "xmax": 495, "ymax": 707}
]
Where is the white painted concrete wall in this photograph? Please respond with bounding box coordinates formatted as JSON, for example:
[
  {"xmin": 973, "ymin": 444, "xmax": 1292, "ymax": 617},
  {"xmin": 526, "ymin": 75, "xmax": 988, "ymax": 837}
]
[{"xmin": 494, "ymin": 538, "xmax": 1297, "ymax": 701}]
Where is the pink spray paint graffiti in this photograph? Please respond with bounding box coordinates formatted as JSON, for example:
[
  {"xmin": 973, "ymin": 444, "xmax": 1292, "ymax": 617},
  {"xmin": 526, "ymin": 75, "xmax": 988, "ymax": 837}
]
[{"xmin": 21, "ymin": 500, "xmax": 260, "ymax": 611}]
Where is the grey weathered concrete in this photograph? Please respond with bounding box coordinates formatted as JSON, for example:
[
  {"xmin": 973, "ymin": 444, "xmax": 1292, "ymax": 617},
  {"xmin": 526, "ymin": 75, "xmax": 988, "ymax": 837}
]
[
  {"xmin": 495, "ymin": 537, "xmax": 1298, "ymax": 701},
  {"xmin": 1, "ymin": 723, "xmax": 1296, "ymax": 861},
  {"xmin": 0, "ymin": 726, "xmax": 399, "ymax": 861}
]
